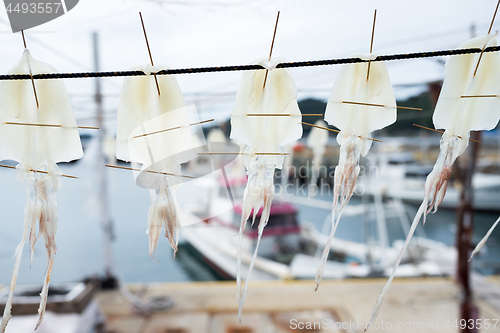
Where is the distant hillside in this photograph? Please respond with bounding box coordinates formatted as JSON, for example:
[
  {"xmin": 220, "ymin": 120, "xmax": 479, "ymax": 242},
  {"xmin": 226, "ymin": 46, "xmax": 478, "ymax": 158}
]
[
  {"xmin": 298, "ymin": 98, "xmax": 329, "ymax": 137},
  {"xmin": 219, "ymin": 92, "xmax": 439, "ymax": 139},
  {"xmin": 299, "ymin": 93, "xmax": 435, "ymax": 136},
  {"xmin": 388, "ymin": 92, "xmax": 434, "ymax": 135}
]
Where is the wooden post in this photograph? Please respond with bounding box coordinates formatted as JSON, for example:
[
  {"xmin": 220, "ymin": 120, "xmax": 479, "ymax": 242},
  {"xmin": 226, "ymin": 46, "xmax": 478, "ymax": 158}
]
[
  {"xmin": 455, "ymin": 130, "xmax": 480, "ymax": 333},
  {"xmin": 454, "ymin": 23, "xmax": 484, "ymax": 332}
]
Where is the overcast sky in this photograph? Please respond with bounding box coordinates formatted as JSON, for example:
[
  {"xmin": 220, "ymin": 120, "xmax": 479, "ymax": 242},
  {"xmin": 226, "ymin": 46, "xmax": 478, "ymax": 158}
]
[{"xmin": 0, "ymin": 0, "xmax": 499, "ymax": 127}]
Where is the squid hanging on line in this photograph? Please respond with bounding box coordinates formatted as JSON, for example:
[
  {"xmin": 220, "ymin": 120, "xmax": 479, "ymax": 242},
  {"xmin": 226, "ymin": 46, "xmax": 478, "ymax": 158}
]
[
  {"xmin": 315, "ymin": 53, "xmax": 397, "ymax": 291},
  {"xmin": 306, "ymin": 120, "xmax": 329, "ymax": 196},
  {"xmin": 0, "ymin": 49, "xmax": 83, "ymax": 332},
  {"xmin": 116, "ymin": 65, "xmax": 199, "ymax": 260},
  {"xmin": 366, "ymin": 33, "xmax": 500, "ymax": 331},
  {"xmin": 230, "ymin": 57, "xmax": 303, "ymax": 319}
]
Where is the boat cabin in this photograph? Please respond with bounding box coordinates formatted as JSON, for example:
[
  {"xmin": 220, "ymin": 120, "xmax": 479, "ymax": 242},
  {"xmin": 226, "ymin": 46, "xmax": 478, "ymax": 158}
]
[{"xmin": 232, "ymin": 201, "xmax": 302, "ymax": 262}]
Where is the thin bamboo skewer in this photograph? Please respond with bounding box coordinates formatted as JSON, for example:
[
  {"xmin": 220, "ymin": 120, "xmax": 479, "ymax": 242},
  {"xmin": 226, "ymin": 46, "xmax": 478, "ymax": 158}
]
[
  {"xmin": 139, "ymin": 12, "xmax": 161, "ymax": 96},
  {"xmin": 132, "ymin": 119, "xmax": 214, "ymax": 139},
  {"xmin": 367, "ymin": 9, "xmax": 377, "ymax": 81},
  {"xmin": 461, "ymin": 94, "xmax": 497, "ymax": 98},
  {"xmin": 232, "ymin": 113, "xmax": 324, "ymax": 117},
  {"xmin": 105, "ymin": 164, "xmax": 197, "ymax": 179},
  {"xmin": 246, "ymin": 114, "xmax": 291, "ymax": 116},
  {"xmin": 198, "ymin": 152, "xmax": 290, "ymax": 156},
  {"xmin": 473, "ymin": 0, "xmax": 500, "ymax": 76},
  {"xmin": 412, "ymin": 124, "xmax": 481, "ymax": 143},
  {"xmin": 301, "ymin": 121, "xmax": 383, "ymax": 142},
  {"xmin": 343, "ymin": 100, "xmax": 384, "ymax": 108},
  {"xmin": 5, "ymin": 122, "xmax": 99, "ymax": 129},
  {"xmin": 396, "ymin": 106, "xmax": 423, "ymax": 111},
  {"xmin": 263, "ymin": 11, "xmax": 280, "ymax": 89},
  {"xmin": 21, "ymin": 30, "xmax": 39, "ymax": 109},
  {"xmin": 342, "ymin": 100, "xmax": 422, "ymax": 111},
  {"xmin": 0, "ymin": 164, "xmax": 78, "ymax": 179}
]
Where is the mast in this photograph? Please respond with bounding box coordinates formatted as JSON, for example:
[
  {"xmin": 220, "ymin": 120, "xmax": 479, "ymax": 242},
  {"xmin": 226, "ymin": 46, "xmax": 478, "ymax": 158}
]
[{"xmin": 93, "ymin": 31, "xmax": 116, "ymax": 283}]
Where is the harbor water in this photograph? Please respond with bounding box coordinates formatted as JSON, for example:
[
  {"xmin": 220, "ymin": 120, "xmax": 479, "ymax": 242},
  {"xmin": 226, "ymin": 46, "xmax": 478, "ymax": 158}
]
[{"xmin": 0, "ymin": 137, "xmax": 499, "ymax": 287}]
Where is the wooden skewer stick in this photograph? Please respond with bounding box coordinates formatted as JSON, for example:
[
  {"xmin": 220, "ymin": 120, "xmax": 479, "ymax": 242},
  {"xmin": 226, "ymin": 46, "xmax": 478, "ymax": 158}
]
[
  {"xmin": 232, "ymin": 113, "xmax": 323, "ymax": 117},
  {"xmin": 105, "ymin": 164, "xmax": 197, "ymax": 179},
  {"xmin": 76, "ymin": 125, "xmax": 100, "ymax": 129},
  {"xmin": 461, "ymin": 94, "xmax": 497, "ymax": 98},
  {"xmin": 246, "ymin": 114, "xmax": 291, "ymax": 116},
  {"xmin": 5, "ymin": 122, "xmax": 99, "ymax": 129},
  {"xmin": 263, "ymin": 11, "xmax": 280, "ymax": 89},
  {"xmin": 139, "ymin": 12, "xmax": 161, "ymax": 96},
  {"xmin": 246, "ymin": 113, "xmax": 325, "ymax": 117},
  {"xmin": 396, "ymin": 106, "xmax": 423, "ymax": 111},
  {"xmin": 473, "ymin": 0, "xmax": 500, "ymax": 76},
  {"xmin": 0, "ymin": 164, "xmax": 78, "ymax": 179},
  {"xmin": 132, "ymin": 119, "xmax": 214, "ymax": 139},
  {"xmin": 343, "ymin": 100, "xmax": 384, "ymax": 108},
  {"xmin": 342, "ymin": 100, "xmax": 422, "ymax": 111},
  {"xmin": 412, "ymin": 124, "xmax": 481, "ymax": 143},
  {"xmin": 198, "ymin": 152, "xmax": 290, "ymax": 156},
  {"xmin": 301, "ymin": 121, "xmax": 383, "ymax": 142},
  {"xmin": 21, "ymin": 30, "xmax": 39, "ymax": 109},
  {"xmin": 302, "ymin": 121, "xmax": 339, "ymax": 134},
  {"xmin": 367, "ymin": 9, "xmax": 377, "ymax": 81}
]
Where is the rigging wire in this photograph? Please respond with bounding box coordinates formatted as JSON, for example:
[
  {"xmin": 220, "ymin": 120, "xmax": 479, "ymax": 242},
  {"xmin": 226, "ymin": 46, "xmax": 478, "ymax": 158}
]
[
  {"xmin": 0, "ymin": 17, "xmax": 122, "ymax": 91},
  {"xmin": 1, "ymin": 45, "xmax": 499, "ymax": 81}
]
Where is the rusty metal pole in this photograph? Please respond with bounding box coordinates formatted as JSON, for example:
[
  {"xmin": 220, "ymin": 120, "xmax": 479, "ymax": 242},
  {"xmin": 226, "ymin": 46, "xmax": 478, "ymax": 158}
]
[
  {"xmin": 455, "ymin": 129, "xmax": 480, "ymax": 333},
  {"xmin": 454, "ymin": 24, "xmax": 480, "ymax": 332}
]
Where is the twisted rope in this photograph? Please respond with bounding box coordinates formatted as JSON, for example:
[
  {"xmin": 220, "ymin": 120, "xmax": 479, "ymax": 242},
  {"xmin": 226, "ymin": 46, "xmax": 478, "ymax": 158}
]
[{"xmin": 1, "ymin": 45, "xmax": 498, "ymax": 80}]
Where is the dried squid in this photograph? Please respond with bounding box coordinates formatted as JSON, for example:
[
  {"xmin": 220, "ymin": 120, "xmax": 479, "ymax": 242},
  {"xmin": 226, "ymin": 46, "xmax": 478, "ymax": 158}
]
[
  {"xmin": 306, "ymin": 120, "xmax": 329, "ymax": 196},
  {"xmin": 0, "ymin": 50, "xmax": 83, "ymax": 331},
  {"xmin": 366, "ymin": 34, "xmax": 500, "ymax": 330},
  {"xmin": 230, "ymin": 57, "xmax": 303, "ymax": 319},
  {"xmin": 116, "ymin": 65, "xmax": 194, "ymax": 260},
  {"xmin": 315, "ymin": 53, "xmax": 396, "ymax": 290}
]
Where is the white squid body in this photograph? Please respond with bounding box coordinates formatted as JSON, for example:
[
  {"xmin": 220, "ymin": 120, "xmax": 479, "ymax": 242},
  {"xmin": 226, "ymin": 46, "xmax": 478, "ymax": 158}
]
[
  {"xmin": 315, "ymin": 53, "xmax": 396, "ymax": 290},
  {"xmin": 0, "ymin": 50, "xmax": 83, "ymax": 331},
  {"xmin": 306, "ymin": 120, "xmax": 329, "ymax": 194},
  {"xmin": 116, "ymin": 65, "xmax": 188, "ymax": 259},
  {"xmin": 366, "ymin": 34, "xmax": 500, "ymax": 330},
  {"xmin": 230, "ymin": 57, "xmax": 302, "ymax": 319}
]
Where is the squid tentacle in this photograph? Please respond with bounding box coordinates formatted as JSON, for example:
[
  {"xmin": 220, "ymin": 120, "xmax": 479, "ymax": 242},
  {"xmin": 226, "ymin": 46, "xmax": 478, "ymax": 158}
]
[
  {"xmin": 0, "ymin": 196, "xmax": 33, "ymax": 332},
  {"xmin": 365, "ymin": 133, "xmax": 461, "ymax": 330},
  {"xmin": 236, "ymin": 152, "xmax": 275, "ymax": 321},
  {"xmin": 2, "ymin": 166, "xmax": 60, "ymax": 332},
  {"xmin": 469, "ymin": 215, "xmax": 500, "ymax": 261},
  {"xmin": 35, "ymin": 175, "xmax": 59, "ymax": 329},
  {"xmin": 315, "ymin": 209, "xmax": 344, "ymax": 291},
  {"xmin": 315, "ymin": 133, "xmax": 360, "ymax": 290},
  {"xmin": 364, "ymin": 200, "xmax": 424, "ymax": 331},
  {"xmin": 148, "ymin": 176, "xmax": 179, "ymax": 260}
]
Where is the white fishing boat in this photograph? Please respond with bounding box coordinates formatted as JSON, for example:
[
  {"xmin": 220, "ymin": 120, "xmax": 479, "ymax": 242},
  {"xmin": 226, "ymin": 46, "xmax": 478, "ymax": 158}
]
[
  {"xmin": 358, "ymin": 152, "xmax": 500, "ymax": 211},
  {"xmin": 179, "ymin": 171, "xmax": 456, "ymax": 281}
]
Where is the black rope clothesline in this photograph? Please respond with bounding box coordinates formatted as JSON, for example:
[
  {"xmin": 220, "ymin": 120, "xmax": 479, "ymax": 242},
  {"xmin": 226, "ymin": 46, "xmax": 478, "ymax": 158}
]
[{"xmin": 1, "ymin": 45, "xmax": 499, "ymax": 81}]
